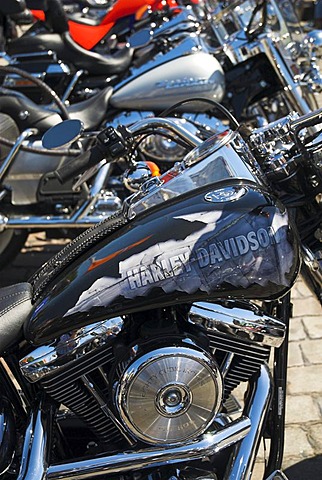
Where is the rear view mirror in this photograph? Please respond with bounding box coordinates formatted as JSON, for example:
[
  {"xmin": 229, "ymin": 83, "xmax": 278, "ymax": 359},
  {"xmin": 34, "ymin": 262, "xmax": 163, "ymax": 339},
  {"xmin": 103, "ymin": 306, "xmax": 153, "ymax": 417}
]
[{"xmin": 42, "ymin": 119, "xmax": 84, "ymax": 149}]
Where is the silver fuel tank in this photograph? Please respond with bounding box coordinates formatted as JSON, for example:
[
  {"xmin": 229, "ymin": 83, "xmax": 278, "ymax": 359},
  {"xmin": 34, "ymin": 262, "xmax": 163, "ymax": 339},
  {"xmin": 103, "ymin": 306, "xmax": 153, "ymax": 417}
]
[{"xmin": 110, "ymin": 37, "xmax": 225, "ymax": 112}]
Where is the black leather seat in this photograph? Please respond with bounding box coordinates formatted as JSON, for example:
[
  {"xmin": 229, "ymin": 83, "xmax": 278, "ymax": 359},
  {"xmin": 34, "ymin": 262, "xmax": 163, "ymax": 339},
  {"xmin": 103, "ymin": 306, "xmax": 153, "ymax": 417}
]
[
  {"xmin": 0, "ymin": 86, "xmax": 113, "ymax": 132},
  {"xmin": 8, "ymin": 32, "xmax": 133, "ymax": 76},
  {"xmin": 7, "ymin": 32, "xmax": 65, "ymax": 57},
  {"xmin": 67, "ymin": 86, "xmax": 113, "ymax": 129},
  {"xmin": 0, "ymin": 283, "xmax": 33, "ymax": 353},
  {"xmin": 61, "ymin": 32, "xmax": 133, "ymax": 75}
]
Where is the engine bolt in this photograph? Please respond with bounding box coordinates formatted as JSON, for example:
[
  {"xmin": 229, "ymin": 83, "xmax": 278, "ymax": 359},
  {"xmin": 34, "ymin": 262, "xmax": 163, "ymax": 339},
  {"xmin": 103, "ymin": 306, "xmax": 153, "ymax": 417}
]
[{"xmin": 164, "ymin": 390, "xmax": 181, "ymax": 406}]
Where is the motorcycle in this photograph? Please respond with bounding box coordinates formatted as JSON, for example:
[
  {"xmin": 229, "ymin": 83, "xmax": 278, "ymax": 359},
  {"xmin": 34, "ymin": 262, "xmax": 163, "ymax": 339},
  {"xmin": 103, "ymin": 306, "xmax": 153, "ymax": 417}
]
[
  {"xmin": 4, "ymin": 0, "xmax": 322, "ymax": 125},
  {"xmin": 188, "ymin": 0, "xmax": 322, "ymax": 126},
  {"xmin": 2, "ymin": 4, "xmax": 208, "ymax": 104},
  {"xmin": 0, "ymin": 8, "xmax": 226, "ymax": 267},
  {"xmin": 28, "ymin": 0, "xmax": 181, "ymax": 51},
  {"xmin": 0, "ymin": 94, "xmax": 321, "ymax": 479}
]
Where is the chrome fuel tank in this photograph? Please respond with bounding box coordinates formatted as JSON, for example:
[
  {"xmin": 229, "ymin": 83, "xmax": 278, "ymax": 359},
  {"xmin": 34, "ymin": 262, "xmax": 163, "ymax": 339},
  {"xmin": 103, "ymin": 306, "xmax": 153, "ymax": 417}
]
[
  {"xmin": 110, "ymin": 38, "xmax": 225, "ymax": 111},
  {"xmin": 26, "ymin": 181, "xmax": 300, "ymax": 345}
]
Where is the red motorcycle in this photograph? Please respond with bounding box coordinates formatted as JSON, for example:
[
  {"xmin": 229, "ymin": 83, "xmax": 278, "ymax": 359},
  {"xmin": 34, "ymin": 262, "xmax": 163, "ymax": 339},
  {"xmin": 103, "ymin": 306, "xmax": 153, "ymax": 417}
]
[{"xmin": 29, "ymin": 0, "xmax": 182, "ymax": 50}]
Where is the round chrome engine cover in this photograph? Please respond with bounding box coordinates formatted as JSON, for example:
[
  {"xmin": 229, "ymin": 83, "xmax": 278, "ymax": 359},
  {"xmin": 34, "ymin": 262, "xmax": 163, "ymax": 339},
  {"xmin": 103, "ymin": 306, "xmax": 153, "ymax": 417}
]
[{"xmin": 116, "ymin": 345, "xmax": 223, "ymax": 445}]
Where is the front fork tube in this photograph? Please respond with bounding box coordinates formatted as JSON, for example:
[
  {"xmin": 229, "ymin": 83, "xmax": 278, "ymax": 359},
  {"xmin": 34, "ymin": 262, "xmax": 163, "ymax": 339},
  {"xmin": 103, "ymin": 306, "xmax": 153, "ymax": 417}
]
[
  {"xmin": 0, "ymin": 359, "xmax": 27, "ymax": 422},
  {"xmin": 261, "ymin": 38, "xmax": 317, "ymax": 117},
  {"xmin": 17, "ymin": 398, "xmax": 55, "ymax": 480},
  {"xmin": 264, "ymin": 293, "xmax": 291, "ymax": 477},
  {"xmin": 224, "ymin": 293, "xmax": 291, "ymax": 479}
]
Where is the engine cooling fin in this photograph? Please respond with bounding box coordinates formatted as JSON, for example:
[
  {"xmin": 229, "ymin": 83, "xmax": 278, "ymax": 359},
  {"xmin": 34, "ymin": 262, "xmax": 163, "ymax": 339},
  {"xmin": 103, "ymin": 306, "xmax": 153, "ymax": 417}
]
[
  {"xmin": 208, "ymin": 331, "xmax": 270, "ymax": 400},
  {"xmin": 40, "ymin": 344, "xmax": 123, "ymax": 445}
]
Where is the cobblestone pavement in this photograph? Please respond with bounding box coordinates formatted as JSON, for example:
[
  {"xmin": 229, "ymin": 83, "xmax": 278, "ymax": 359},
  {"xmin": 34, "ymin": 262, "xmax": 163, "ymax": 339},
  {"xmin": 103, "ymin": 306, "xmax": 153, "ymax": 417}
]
[{"xmin": 0, "ymin": 232, "xmax": 321, "ymax": 480}]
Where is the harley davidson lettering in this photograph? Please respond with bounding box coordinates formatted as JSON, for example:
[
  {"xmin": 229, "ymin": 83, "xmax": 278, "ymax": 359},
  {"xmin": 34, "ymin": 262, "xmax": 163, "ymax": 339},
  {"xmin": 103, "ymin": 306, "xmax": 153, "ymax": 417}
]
[
  {"xmin": 196, "ymin": 227, "xmax": 279, "ymax": 268},
  {"xmin": 65, "ymin": 210, "xmax": 294, "ymax": 316},
  {"xmin": 123, "ymin": 227, "xmax": 280, "ymax": 290},
  {"xmin": 156, "ymin": 77, "xmax": 216, "ymax": 90},
  {"xmin": 125, "ymin": 252, "xmax": 192, "ymax": 290}
]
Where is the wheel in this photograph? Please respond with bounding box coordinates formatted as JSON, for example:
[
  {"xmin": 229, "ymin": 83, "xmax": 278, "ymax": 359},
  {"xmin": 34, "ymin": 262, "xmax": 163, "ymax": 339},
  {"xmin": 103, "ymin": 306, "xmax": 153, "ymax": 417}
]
[{"xmin": 0, "ymin": 230, "xmax": 28, "ymax": 269}]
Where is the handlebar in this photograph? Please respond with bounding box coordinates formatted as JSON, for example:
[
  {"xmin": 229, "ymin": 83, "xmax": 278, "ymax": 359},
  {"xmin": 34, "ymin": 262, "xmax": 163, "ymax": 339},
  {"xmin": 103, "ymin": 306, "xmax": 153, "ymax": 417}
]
[
  {"xmin": 52, "ymin": 118, "xmax": 203, "ymax": 184},
  {"xmin": 290, "ymin": 106, "xmax": 322, "ymax": 133},
  {"xmin": 48, "ymin": 108, "xmax": 322, "ymax": 187}
]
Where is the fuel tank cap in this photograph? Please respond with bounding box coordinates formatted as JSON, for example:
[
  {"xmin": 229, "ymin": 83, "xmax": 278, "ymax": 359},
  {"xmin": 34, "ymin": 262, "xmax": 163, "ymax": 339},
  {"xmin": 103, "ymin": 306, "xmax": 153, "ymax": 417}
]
[{"xmin": 204, "ymin": 186, "xmax": 247, "ymax": 203}]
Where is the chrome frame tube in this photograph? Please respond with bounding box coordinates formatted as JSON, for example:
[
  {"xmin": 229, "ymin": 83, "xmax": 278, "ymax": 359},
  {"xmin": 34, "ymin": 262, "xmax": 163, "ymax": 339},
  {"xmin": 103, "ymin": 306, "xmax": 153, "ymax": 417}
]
[
  {"xmin": 301, "ymin": 245, "xmax": 322, "ymax": 292},
  {"xmin": 0, "ymin": 398, "xmax": 16, "ymax": 475},
  {"xmin": 224, "ymin": 364, "xmax": 273, "ymax": 480},
  {"xmin": 265, "ymin": 470, "xmax": 289, "ymax": 480},
  {"xmin": 17, "ymin": 401, "xmax": 54, "ymax": 480},
  {"xmin": 0, "ymin": 129, "xmax": 38, "ymax": 183},
  {"xmin": 61, "ymin": 70, "xmax": 85, "ymax": 104},
  {"xmin": 1, "ymin": 163, "xmax": 114, "ymax": 229},
  {"xmin": 46, "ymin": 417, "xmax": 251, "ymax": 480}
]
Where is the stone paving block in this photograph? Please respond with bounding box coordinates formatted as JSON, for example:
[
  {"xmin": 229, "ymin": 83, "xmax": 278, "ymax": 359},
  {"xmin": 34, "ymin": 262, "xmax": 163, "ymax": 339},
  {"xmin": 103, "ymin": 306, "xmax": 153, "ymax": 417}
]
[
  {"xmin": 302, "ymin": 317, "xmax": 322, "ymax": 340},
  {"xmin": 287, "ymin": 365, "xmax": 322, "ymax": 395},
  {"xmin": 289, "ymin": 317, "xmax": 307, "ymax": 342},
  {"xmin": 307, "ymin": 423, "xmax": 322, "ymax": 452},
  {"xmin": 285, "ymin": 395, "xmax": 321, "ymax": 424},
  {"xmin": 292, "ymin": 297, "xmax": 321, "ymax": 318},
  {"xmin": 316, "ymin": 395, "xmax": 322, "ymax": 415},
  {"xmin": 287, "ymin": 342, "xmax": 304, "ymax": 367},
  {"xmin": 252, "ymin": 461, "xmax": 265, "ymax": 480},
  {"xmin": 301, "ymin": 339, "xmax": 322, "ymax": 365},
  {"xmin": 291, "ymin": 277, "xmax": 316, "ymax": 299},
  {"xmin": 284, "ymin": 425, "xmax": 315, "ymax": 459}
]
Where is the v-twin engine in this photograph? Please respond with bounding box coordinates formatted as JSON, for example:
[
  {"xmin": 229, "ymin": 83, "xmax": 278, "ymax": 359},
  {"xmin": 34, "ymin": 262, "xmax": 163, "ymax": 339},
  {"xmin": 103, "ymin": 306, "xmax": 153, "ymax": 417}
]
[{"xmin": 20, "ymin": 300, "xmax": 285, "ymax": 478}]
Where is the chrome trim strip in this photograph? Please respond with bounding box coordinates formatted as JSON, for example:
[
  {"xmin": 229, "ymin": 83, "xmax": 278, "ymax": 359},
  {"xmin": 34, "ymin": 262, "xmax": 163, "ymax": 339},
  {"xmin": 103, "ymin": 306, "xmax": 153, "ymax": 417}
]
[
  {"xmin": 20, "ymin": 317, "xmax": 124, "ymax": 383},
  {"xmin": 188, "ymin": 301, "xmax": 286, "ymax": 347},
  {"xmin": 224, "ymin": 364, "xmax": 273, "ymax": 479},
  {"xmin": 47, "ymin": 416, "xmax": 251, "ymax": 479}
]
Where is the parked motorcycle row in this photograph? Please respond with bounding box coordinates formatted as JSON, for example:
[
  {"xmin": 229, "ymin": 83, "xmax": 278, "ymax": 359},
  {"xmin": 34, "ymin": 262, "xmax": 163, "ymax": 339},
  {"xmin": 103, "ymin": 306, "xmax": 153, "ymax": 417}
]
[{"xmin": 0, "ymin": 1, "xmax": 321, "ymax": 479}]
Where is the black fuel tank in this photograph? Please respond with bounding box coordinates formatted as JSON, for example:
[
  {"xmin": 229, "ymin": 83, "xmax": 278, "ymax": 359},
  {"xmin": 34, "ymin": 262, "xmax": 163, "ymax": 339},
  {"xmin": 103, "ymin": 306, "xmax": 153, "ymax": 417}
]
[{"xmin": 26, "ymin": 181, "xmax": 300, "ymax": 344}]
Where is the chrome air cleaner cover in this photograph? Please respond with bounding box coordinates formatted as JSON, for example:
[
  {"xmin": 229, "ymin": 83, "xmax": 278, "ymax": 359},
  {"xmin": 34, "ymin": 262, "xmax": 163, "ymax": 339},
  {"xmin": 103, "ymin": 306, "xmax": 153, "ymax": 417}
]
[{"xmin": 115, "ymin": 345, "xmax": 223, "ymax": 445}]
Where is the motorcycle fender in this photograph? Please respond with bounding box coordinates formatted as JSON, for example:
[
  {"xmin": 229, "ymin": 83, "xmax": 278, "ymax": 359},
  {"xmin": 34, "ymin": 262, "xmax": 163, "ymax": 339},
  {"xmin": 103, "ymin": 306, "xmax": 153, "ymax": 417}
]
[{"xmin": 26, "ymin": 181, "xmax": 300, "ymax": 345}]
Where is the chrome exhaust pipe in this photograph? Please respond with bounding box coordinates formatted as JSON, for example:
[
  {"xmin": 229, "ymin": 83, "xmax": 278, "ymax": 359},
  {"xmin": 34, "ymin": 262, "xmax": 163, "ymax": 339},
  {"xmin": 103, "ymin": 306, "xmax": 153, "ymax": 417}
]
[
  {"xmin": 47, "ymin": 417, "xmax": 251, "ymax": 480},
  {"xmin": 224, "ymin": 364, "xmax": 273, "ymax": 479},
  {"xmin": 18, "ymin": 407, "xmax": 250, "ymax": 480}
]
